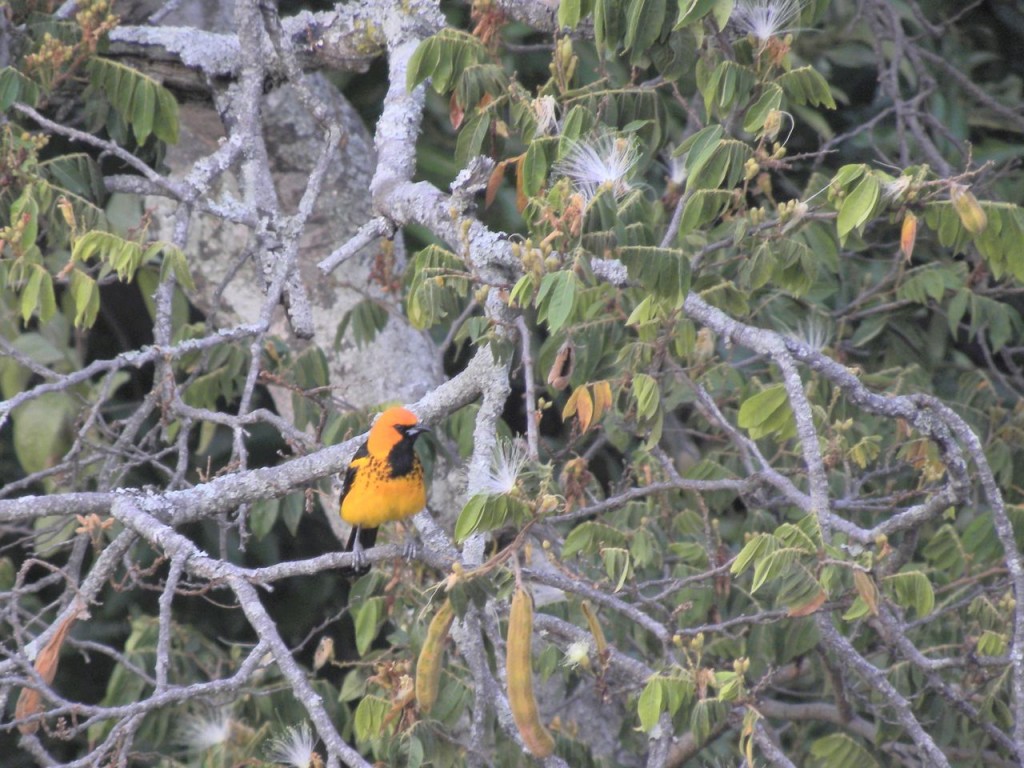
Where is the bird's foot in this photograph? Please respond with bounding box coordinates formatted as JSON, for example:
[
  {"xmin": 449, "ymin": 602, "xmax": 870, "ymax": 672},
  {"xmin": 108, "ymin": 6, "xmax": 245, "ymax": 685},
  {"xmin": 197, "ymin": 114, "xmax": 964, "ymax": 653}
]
[
  {"xmin": 401, "ymin": 537, "xmax": 421, "ymax": 562},
  {"xmin": 348, "ymin": 537, "xmax": 369, "ymax": 575}
]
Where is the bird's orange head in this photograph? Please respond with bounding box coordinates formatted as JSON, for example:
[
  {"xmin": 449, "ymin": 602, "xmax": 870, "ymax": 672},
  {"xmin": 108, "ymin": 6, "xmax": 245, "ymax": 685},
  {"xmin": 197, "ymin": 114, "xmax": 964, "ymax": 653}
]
[{"xmin": 366, "ymin": 406, "xmax": 428, "ymax": 457}]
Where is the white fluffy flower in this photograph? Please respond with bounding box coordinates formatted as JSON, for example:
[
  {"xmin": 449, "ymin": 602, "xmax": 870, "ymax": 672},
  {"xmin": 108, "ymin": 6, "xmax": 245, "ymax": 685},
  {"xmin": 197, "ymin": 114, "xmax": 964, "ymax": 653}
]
[
  {"xmin": 663, "ymin": 144, "xmax": 688, "ymax": 187},
  {"xmin": 563, "ymin": 639, "xmax": 592, "ymax": 669},
  {"xmin": 731, "ymin": 0, "xmax": 807, "ymax": 42},
  {"xmin": 532, "ymin": 96, "xmax": 560, "ymax": 136},
  {"xmin": 786, "ymin": 315, "xmax": 833, "ymax": 354},
  {"xmin": 266, "ymin": 723, "xmax": 319, "ymax": 768},
  {"xmin": 554, "ymin": 133, "xmax": 640, "ymax": 203},
  {"xmin": 479, "ymin": 439, "xmax": 528, "ymax": 496},
  {"xmin": 177, "ymin": 709, "xmax": 232, "ymax": 752}
]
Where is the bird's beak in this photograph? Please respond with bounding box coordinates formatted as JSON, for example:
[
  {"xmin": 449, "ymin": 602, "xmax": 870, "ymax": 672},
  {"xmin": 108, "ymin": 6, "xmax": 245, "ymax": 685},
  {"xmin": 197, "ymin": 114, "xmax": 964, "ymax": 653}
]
[{"xmin": 408, "ymin": 425, "xmax": 431, "ymax": 437}]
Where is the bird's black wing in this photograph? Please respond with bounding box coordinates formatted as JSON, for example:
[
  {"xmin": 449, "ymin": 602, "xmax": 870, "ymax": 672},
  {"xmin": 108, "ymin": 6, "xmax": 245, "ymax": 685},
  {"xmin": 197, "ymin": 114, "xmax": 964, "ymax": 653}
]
[{"xmin": 339, "ymin": 440, "xmax": 369, "ymax": 508}]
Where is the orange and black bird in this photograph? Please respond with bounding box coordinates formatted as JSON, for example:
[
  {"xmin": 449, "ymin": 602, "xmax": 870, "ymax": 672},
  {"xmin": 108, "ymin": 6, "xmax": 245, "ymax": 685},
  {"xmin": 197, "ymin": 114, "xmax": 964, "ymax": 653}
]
[{"xmin": 339, "ymin": 406, "xmax": 429, "ymax": 575}]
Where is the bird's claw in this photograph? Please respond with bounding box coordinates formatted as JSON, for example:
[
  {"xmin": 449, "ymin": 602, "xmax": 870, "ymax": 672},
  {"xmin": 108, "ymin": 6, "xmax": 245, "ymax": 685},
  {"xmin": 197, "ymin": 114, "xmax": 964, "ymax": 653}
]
[
  {"xmin": 401, "ymin": 538, "xmax": 420, "ymax": 562},
  {"xmin": 349, "ymin": 536, "xmax": 369, "ymax": 574}
]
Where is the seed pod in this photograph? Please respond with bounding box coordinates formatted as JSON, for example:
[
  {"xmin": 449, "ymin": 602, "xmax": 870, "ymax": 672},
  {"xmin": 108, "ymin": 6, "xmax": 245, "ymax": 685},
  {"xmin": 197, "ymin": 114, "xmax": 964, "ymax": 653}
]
[
  {"xmin": 415, "ymin": 600, "xmax": 455, "ymax": 715},
  {"xmin": 506, "ymin": 586, "xmax": 555, "ymax": 758},
  {"xmin": 547, "ymin": 340, "xmax": 575, "ymax": 391},
  {"xmin": 951, "ymin": 184, "xmax": 987, "ymax": 235},
  {"xmin": 580, "ymin": 600, "xmax": 606, "ymax": 655},
  {"xmin": 900, "ymin": 211, "xmax": 918, "ymax": 262},
  {"xmin": 16, "ymin": 611, "xmax": 79, "ymax": 734}
]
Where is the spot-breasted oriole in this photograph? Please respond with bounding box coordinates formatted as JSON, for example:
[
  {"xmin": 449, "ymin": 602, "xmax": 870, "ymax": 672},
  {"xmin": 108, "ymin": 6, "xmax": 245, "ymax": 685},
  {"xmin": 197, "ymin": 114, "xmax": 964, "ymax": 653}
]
[{"xmin": 339, "ymin": 406, "xmax": 429, "ymax": 574}]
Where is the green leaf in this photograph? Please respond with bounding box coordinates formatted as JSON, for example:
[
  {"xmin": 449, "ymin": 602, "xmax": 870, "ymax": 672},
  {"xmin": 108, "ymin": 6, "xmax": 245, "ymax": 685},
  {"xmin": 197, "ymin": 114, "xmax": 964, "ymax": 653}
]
[
  {"xmin": 455, "ymin": 112, "xmax": 491, "ymax": 168},
  {"xmin": 977, "ymin": 630, "xmax": 1007, "ymax": 657},
  {"xmin": 809, "ymin": 734, "xmax": 879, "ymax": 768},
  {"xmin": 20, "ymin": 264, "xmax": 43, "ymax": 324},
  {"xmin": 39, "ymin": 153, "xmax": 107, "ymax": 203},
  {"xmin": 737, "ymin": 384, "xmax": 794, "ymax": 440},
  {"xmin": 353, "ymin": 695, "xmax": 389, "ymax": 743},
  {"xmin": 536, "ymin": 271, "xmax": 578, "ymax": 333},
  {"xmin": 637, "ymin": 677, "xmax": 664, "ymax": 732},
  {"xmin": 625, "ymin": 0, "xmax": 667, "ymax": 61},
  {"xmin": 405, "ymin": 245, "xmax": 470, "ymax": 330},
  {"xmin": 676, "ymin": 123, "xmax": 722, "ymax": 165},
  {"xmin": 687, "ymin": 139, "xmax": 753, "ymax": 192},
  {"xmin": 649, "ymin": 27, "xmax": 697, "ymax": 81},
  {"xmin": 0, "ymin": 66, "xmax": 39, "ymax": 110},
  {"xmin": 0, "ymin": 66, "xmax": 23, "ymax": 110},
  {"xmin": 563, "ymin": 521, "xmax": 628, "ymax": 558},
  {"xmin": 602, "ymin": 547, "xmax": 632, "ymax": 590},
  {"xmin": 11, "ymin": 189, "xmax": 39, "ymax": 251},
  {"xmin": 509, "ymin": 274, "xmax": 536, "ymax": 309},
  {"xmin": 454, "ymin": 494, "xmax": 528, "ymax": 542},
  {"xmin": 36, "ymin": 267, "xmax": 56, "ymax": 323},
  {"xmin": 777, "ymin": 66, "xmax": 836, "ymax": 109},
  {"xmin": 618, "ymin": 245, "xmax": 691, "ymax": 304},
  {"xmin": 675, "ymin": 0, "xmax": 718, "ymax": 28},
  {"xmin": 922, "ymin": 523, "xmax": 966, "ymax": 573},
  {"xmin": 558, "ymin": 105, "xmax": 593, "ymax": 158},
  {"xmin": 731, "ymin": 532, "xmax": 776, "ymax": 575},
  {"xmin": 153, "ymin": 86, "xmax": 180, "ymax": 143},
  {"xmin": 12, "ymin": 391, "xmax": 74, "ymax": 474},
  {"xmin": 836, "ymin": 174, "xmax": 880, "ymax": 242},
  {"xmin": 454, "ymin": 495, "xmax": 486, "ymax": 542},
  {"xmin": 743, "ymin": 84, "xmax": 783, "ymax": 134},
  {"xmin": 593, "ymin": 0, "xmax": 622, "ymax": 55},
  {"xmin": 523, "ymin": 138, "xmax": 554, "ymax": 197},
  {"xmin": 883, "ymin": 570, "xmax": 934, "ymax": 618},
  {"xmin": 131, "ymin": 78, "xmax": 156, "ymax": 144},
  {"xmin": 679, "ymin": 189, "xmax": 733, "ymax": 235},
  {"xmin": 281, "ymin": 492, "xmax": 305, "ymax": 536},
  {"xmin": 159, "ymin": 245, "xmax": 195, "ymax": 291},
  {"xmin": 559, "ymin": 0, "xmax": 583, "ymax": 28},
  {"xmin": 88, "ymin": 58, "xmax": 178, "ymax": 145},
  {"xmin": 405, "ymin": 29, "xmax": 489, "ymax": 94},
  {"xmin": 897, "ymin": 263, "xmax": 962, "ymax": 305},
  {"xmin": 751, "ymin": 547, "xmax": 799, "ymax": 593},
  {"xmin": 338, "ymin": 299, "xmax": 390, "ymax": 348},
  {"xmin": 354, "ymin": 596, "xmax": 386, "ymax": 656},
  {"xmin": 690, "ymin": 698, "xmax": 727, "ymax": 746},
  {"xmin": 631, "ymin": 372, "xmax": 660, "ymax": 421},
  {"xmin": 703, "ymin": 61, "xmax": 756, "ymax": 116},
  {"xmin": 69, "ymin": 269, "xmax": 101, "ymax": 328},
  {"xmin": 249, "ymin": 498, "xmax": 280, "ymax": 540}
]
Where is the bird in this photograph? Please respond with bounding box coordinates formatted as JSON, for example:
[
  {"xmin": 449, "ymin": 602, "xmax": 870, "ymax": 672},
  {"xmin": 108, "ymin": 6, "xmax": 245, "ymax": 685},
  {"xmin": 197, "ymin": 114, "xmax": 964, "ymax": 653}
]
[{"xmin": 339, "ymin": 406, "xmax": 430, "ymax": 575}]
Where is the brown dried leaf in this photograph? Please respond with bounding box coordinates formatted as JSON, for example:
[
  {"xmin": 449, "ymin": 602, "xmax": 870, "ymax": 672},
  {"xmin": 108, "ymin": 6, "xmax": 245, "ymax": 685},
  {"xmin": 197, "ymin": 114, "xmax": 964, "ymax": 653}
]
[
  {"xmin": 787, "ymin": 589, "xmax": 827, "ymax": 617},
  {"xmin": 486, "ymin": 158, "xmax": 512, "ymax": 210},
  {"xmin": 449, "ymin": 92, "xmax": 464, "ymax": 130}
]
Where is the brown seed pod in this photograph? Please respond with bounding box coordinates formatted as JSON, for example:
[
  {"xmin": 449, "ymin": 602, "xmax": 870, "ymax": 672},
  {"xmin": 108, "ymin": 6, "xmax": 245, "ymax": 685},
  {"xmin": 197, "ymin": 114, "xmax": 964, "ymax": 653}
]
[
  {"xmin": 415, "ymin": 600, "xmax": 455, "ymax": 715},
  {"xmin": 16, "ymin": 609, "xmax": 81, "ymax": 734},
  {"xmin": 506, "ymin": 586, "xmax": 555, "ymax": 758}
]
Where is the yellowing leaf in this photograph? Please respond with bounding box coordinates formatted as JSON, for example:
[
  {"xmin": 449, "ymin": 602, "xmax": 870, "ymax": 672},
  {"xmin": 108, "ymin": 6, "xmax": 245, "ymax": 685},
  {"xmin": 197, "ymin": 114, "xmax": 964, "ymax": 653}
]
[
  {"xmin": 563, "ymin": 386, "xmax": 594, "ymax": 432},
  {"xmin": 852, "ymin": 570, "xmax": 879, "ymax": 616}
]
